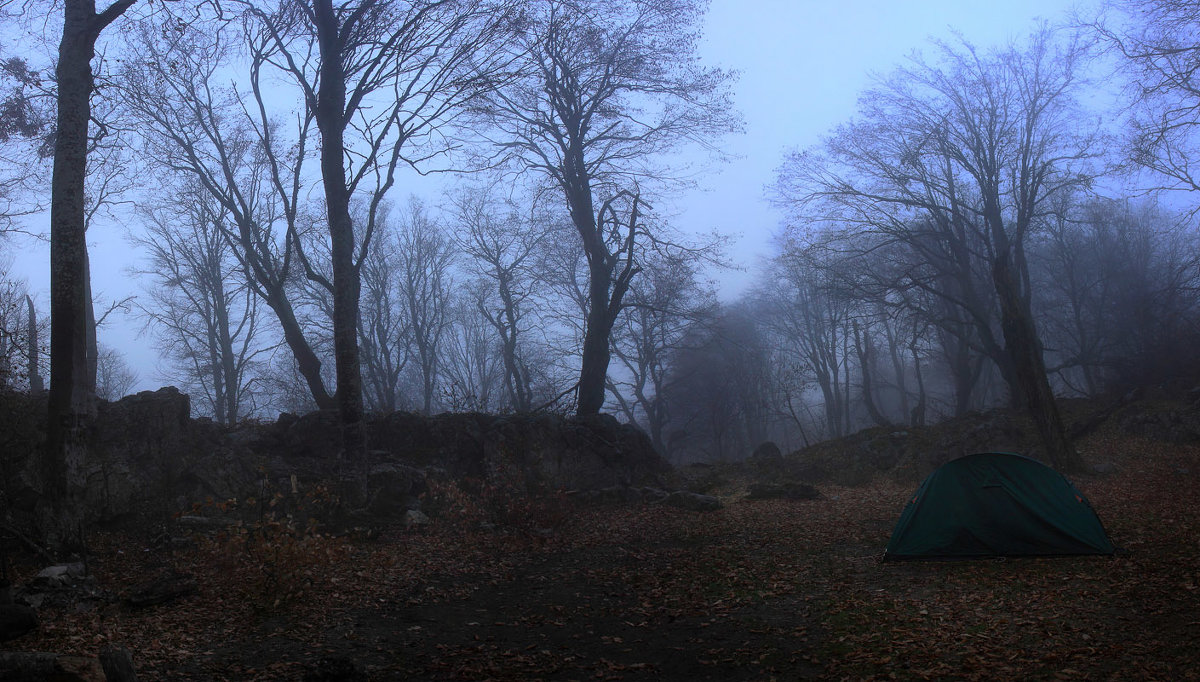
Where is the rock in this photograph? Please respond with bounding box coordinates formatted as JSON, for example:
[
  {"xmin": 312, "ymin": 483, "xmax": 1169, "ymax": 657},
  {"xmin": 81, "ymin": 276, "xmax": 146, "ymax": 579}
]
[
  {"xmin": 15, "ymin": 594, "xmax": 42, "ymax": 610},
  {"xmin": 366, "ymin": 463, "xmax": 425, "ymax": 517},
  {"xmin": 664, "ymin": 490, "xmax": 722, "ymax": 512},
  {"xmin": 0, "ymin": 605, "xmax": 37, "ymax": 642},
  {"xmin": 31, "ymin": 563, "xmax": 85, "ymax": 589},
  {"xmin": 99, "ymin": 645, "xmax": 138, "ymax": 682},
  {"xmin": 402, "ymin": 509, "xmax": 430, "ymax": 528},
  {"xmin": 745, "ymin": 482, "xmax": 821, "ymax": 501},
  {"xmin": 750, "ymin": 441, "xmax": 783, "ymax": 462},
  {"xmin": 124, "ymin": 572, "xmax": 198, "ymax": 609},
  {"xmin": 16, "ymin": 563, "xmax": 102, "ymax": 611},
  {"xmin": 0, "ymin": 652, "xmax": 105, "ymax": 681},
  {"xmin": 640, "ymin": 487, "xmax": 669, "ymax": 503},
  {"xmin": 1091, "ymin": 461, "xmax": 1118, "ymax": 475}
]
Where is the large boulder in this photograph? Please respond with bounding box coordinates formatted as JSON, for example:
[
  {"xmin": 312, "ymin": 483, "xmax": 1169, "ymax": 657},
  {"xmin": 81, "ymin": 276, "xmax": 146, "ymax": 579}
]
[{"xmin": 749, "ymin": 441, "xmax": 783, "ymax": 463}]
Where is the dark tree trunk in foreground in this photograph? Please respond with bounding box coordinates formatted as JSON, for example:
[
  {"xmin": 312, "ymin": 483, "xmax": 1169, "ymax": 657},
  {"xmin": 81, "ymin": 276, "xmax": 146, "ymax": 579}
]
[
  {"xmin": 313, "ymin": 0, "xmax": 365, "ymax": 460},
  {"xmin": 45, "ymin": 0, "xmax": 135, "ymax": 545}
]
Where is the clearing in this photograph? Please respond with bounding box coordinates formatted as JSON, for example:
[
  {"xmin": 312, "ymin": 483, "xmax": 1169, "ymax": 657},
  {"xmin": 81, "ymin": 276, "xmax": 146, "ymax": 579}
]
[{"xmin": 6, "ymin": 434, "xmax": 1199, "ymax": 681}]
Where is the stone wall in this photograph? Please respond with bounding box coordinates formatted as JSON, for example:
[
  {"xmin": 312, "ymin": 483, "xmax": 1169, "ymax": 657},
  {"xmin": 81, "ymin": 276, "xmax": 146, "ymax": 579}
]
[{"xmin": 0, "ymin": 388, "xmax": 671, "ymax": 527}]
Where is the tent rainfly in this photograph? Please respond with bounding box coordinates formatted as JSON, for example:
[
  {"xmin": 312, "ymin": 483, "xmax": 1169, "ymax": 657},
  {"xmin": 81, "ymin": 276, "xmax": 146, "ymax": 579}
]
[{"xmin": 883, "ymin": 452, "xmax": 1115, "ymax": 561}]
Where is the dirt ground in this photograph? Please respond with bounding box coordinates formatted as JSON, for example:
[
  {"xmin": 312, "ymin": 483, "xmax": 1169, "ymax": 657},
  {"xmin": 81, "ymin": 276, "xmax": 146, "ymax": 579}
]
[{"xmin": 5, "ymin": 433, "xmax": 1200, "ymax": 681}]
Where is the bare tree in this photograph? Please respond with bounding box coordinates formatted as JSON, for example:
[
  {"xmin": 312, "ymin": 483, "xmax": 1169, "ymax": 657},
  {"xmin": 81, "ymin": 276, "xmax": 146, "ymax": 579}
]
[
  {"xmin": 447, "ymin": 183, "xmax": 547, "ymax": 411},
  {"xmin": 760, "ymin": 251, "xmax": 855, "ymax": 439},
  {"xmin": 776, "ymin": 32, "xmax": 1097, "ymax": 470},
  {"xmin": 233, "ymin": 0, "xmax": 515, "ymax": 455},
  {"xmin": 1034, "ymin": 196, "xmax": 1200, "ymax": 394},
  {"xmin": 356, "ymin": 207, "xmax": 409, "ymax": 413},
  {"xmin": 440, "ymin": 288, "xmax": 503, "ymax": 411},
  {"xmin": 471, "ymin": 0, "xmax": 738, "ymax": 415},
  {"xmin": 1092, "ymin": 1, "xmax": 1200, "ymax": 199},
  {"xmin": 94, "ymin": 345, "xmax": 137, "ymax": 401},
  {"xmin": 394, "ymin": 199, "xmax": 454, "ymax": 414},
  {"xmin": 122, "ymin": 17, "xmax": 337, "ymax": 410},
  {"xmin": 607, "ymin": 250, "xmax": 716, "ymax": 452},
  {"xmin": 660, "ymin": 305, "xmax": 774, "ymax": 462},
  {"xmin": 133, "ymin": 182, "xmax": 270, "ymax": 424},
  {"xmin": 0, "ymin": 265, "xmax": 28, "ymax": 389}
]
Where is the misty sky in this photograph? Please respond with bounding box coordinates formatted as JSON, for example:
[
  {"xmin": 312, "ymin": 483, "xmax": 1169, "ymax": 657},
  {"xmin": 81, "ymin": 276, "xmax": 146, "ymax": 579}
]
[{"xmin": 5, "ymin": 0, "xmax": 1096, "ymax": 392}]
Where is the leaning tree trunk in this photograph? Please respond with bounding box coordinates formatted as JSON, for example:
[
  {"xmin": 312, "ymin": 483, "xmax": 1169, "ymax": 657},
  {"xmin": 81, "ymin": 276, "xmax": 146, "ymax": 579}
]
[
  {"xmin": 987, "ymin": 208, "xmax": 1080, "ymax": 472},
  {"xmin": 45, "ymin": 0, "xmax": 136, "ymax": 547},
  {"xmin": 573, "ymin": 186, "xmax": 642, "ymax": 417},
  {"xmin": 314, "ymin": 0, "xmax": 365, "ymax": 461},
  {"xmin": 577, "ymin": 259, "xmax": 615, "ymax": 416}
]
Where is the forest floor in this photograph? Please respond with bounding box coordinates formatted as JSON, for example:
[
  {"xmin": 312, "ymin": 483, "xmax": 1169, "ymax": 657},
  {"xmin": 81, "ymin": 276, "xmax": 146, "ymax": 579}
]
[{"xmin": 5, "ymin": 432, "xmax": 1200, "ymax": 681}]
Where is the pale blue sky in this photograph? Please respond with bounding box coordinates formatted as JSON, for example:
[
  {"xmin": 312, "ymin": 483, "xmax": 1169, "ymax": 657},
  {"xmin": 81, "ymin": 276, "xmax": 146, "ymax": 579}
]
[
  {"xmin": 6, "ymin": 0, "xmax": 1097, "ymax": 392},
  {"xmin": 677, "ymin": 0, "xmax": 1096, "ymax": 293}
]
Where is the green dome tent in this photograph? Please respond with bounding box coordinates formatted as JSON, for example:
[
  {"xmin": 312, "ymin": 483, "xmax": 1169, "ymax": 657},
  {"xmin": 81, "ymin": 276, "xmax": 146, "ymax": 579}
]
[{"xmin": 883, "ymin": 452, "xmax": 1115, "ymax": 561}]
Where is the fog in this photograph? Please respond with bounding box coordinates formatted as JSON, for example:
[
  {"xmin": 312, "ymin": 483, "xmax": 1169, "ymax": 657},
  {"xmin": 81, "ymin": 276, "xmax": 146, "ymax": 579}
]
[{"xmin": 5, "ymin": 0, "xmax": 1197, "ymax": 469}]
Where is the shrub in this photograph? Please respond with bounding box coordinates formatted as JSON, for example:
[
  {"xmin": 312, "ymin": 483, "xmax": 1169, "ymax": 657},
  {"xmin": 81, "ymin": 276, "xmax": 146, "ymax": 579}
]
[
  {"xmin": 420, "ymin": 465, "xmax": 569, "ymax": 536},
  {"xmin": 189, "ymin": 493, "xmax": 347, "ymax": 613}
]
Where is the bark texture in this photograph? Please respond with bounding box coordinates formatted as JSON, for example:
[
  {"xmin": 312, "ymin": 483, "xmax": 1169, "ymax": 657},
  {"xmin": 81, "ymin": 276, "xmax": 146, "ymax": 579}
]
[{"xmin": 44, "ymin": 0, "xmax": 135, "ymax": 544}]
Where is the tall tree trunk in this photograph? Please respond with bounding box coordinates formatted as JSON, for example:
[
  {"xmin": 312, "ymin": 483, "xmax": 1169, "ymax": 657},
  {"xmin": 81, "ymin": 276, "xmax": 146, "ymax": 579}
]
[
  {"xmin": 986, "ymin": 205, "xmax": 1080, "ymax": 471},
  {"xmin": 314, "ymin": 0, "xmax": 365, "ymax": 460},
  {"xmin": 992, "ymin": 259, "xmax": 1079, "ymax": 470},
  {"xmin": 883, "ymin": 317, "xmax": 910, "ymax": 420},
  {"xmin": 495, "ymin": 275, "xmax": 531, "ymax": 411},
  {"xmin": 578, "ymin": 258, "xmax": 614, "ymax": 415},
  {"xmin": 266, "ymin": 288, "xmax": 334, "ymax": 409},
  {"xmin": 853, "ymin": 320, "xmax": 891, "ymax": 427},
  {"xmin": 211, "ymin": 275, "xmax": 239, "ymax": 424},
  {"xmin": 205, "ymin": 300, "xmax": 225, "ymax": 424},
  {"xmin": 45, "ymin": 0, "xmax": 135, "ymax": 547},
  {"xmin": 909, "ymin": 340, "xmax": 927, "ymax": 427}
]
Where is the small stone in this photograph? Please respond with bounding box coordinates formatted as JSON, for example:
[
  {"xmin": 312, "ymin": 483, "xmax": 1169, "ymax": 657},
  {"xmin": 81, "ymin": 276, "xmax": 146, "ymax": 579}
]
[
  {"xmin": 403, "ymin": 509, "xmax": 431, "ymax": 527},
  {"xmin": 640, "ymin": 487, "xmax": 669, "ymax": 503},
  {"xmin": 124, "ymin": 572, "xmax": 198, "ymax": 609}
]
